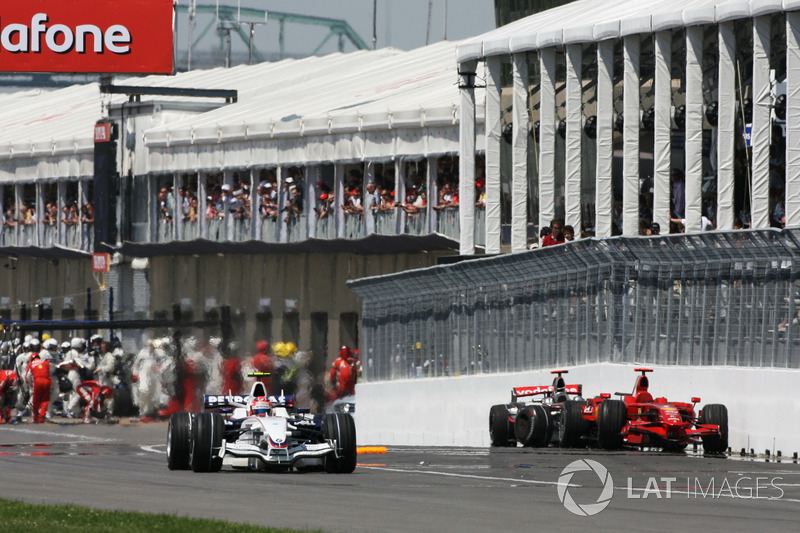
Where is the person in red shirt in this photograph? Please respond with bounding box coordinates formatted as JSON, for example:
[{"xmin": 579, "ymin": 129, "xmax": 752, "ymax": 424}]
[
  {"xmin": 0, "ymin": 370, "xmax": 19, "ymax": 423},
  {"xmin": 541, "ymin": 218, "xmax": 565, "ymax": 247},
  {"xmin": 250, "ymin": 340, "xmax": 274, "ymax": 392},
  {"xmin": 26, "ymin": 354, "xmax": 52, "ymax": 423}
]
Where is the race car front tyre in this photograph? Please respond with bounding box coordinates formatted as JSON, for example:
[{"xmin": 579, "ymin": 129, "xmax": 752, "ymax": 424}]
[
  {"xmin": 322, "ymin": 412, "xmax": 357, "ymax": 473},
  {"xmin": 489, "ymin": 404, "xmax": 515, "ymax": 447},
  {"xmin": 167, "ymin": 412, "xmax": 192, "ymax": 470},
  {"xmin": 514, "ymin": 405, "xmax": 551, "ymax": 447},
  {"xmin": 699, "ymin": 404, "xmax": 729, "ymax": 453},
  {"xmin": 597, "ymin": 399, "xmax": 626, "ymax": 449},
  {"xmin": 558, "ymin": 400, "xmax": 587, "ymax": 448},
  {"xmin": 190, "ymin": 412, "xmax": 224, "ymax": 472}
]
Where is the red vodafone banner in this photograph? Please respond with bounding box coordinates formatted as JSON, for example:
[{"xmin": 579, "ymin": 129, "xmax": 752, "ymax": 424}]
[{"xmin": 0, "ymin": 0, "xmax": 173, "ymax": 74}]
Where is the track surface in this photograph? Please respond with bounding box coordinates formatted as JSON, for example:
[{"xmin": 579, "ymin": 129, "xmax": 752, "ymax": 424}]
[{"xmin": 1, "ymin": 421, "xmax": 799, "ymax": 533}]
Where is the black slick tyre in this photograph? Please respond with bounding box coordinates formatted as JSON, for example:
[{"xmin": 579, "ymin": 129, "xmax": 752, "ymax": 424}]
[
  {"xmin": 514, "ymin": 404, "xmax": 551, "ymax": 447},
  {"xmin": 699, "ymin": 404, "xmax": 729, "ymax": 453},
  {"xmin": 489, "ymin": 404, "xmax": 515, "ymax": 447},
  {"xmin": 190, "ymin": 412, "xmax": 224, "ymax": 472},
  {"xmin": 322, "ymin": 413, "xmax": 357, "ymax": 473},
  {"xmin": 167, "ymin": 412, "xmax": 192, "ymax": 470},
  {"xmin": 597, "ymin": 399, "xmax": 626, "ymax": 449},
  {"xmin": 558, "ymin": 400, "xmax": 587, "ymax": 448}
]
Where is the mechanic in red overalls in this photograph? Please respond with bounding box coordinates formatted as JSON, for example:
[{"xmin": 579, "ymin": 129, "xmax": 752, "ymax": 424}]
[
  {"xmin": 251, "ymin": 340, "xmax": 274, "ymax": 392},
  {"xmin": 26, "ymin": 354, "xmax": 52, "ymax": 423},
  {"xmin": 75, "ymin": 380, "xmax": 113, "ymax": 424},
  {"xmin": 328, "ymin": 346, "xmax": 355, "ymax": 402},
  {"xmin": 0, "ymin": 370, "xmax": 19, "ymax": 423}
]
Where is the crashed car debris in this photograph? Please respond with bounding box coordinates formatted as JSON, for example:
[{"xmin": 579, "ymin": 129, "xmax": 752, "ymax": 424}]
[{"xmin": 167, "ymin": 373, "xmax": 357, "ymax": 473}]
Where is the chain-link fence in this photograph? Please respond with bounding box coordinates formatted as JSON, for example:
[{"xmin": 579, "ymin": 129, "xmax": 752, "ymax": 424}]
[{"xmin": 349, "ymin": 229, "xmax": 800, "ymax": 382}]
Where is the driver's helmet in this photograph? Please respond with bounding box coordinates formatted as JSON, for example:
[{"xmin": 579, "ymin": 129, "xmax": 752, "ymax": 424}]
[{"xmin": 250, "ymin": 396, "xmax": 271, "ymax": 417}]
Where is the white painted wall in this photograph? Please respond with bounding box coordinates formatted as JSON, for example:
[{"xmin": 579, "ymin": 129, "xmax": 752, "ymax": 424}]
[{"xmin": 354, "ymin": 363, "xmax": 800, "ymax": 455}]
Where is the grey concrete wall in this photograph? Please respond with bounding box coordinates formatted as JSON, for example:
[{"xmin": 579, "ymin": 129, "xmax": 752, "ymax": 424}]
[
  {"xmin": 145, "ymin": 250, "xmax": 451, "ymax": 366},
  {"xmin": 0, "ymin": 257, "xmax": 96, "ymax": 319}
]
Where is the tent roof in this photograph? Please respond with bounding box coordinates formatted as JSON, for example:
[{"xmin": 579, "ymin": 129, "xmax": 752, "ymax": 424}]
[
  {"xmin": 457, "ymin": 0, "xmax": 793, "ymax": 63},
  {"xmin": 143, "ymin": 40, "xmax": 474, "ymax": 150},
  {"xmin": 0, "ymin": 40, "xmax": 482, "ymax": 179}
]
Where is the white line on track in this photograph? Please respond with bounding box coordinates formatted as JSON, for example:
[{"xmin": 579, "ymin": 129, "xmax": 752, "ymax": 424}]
[
  {"xmin": 359, "ymin": 465, "xmax": 571, "ymax": 487},
  {"xmin": 0, "ymin": 427, "xmax": 112, "ymax": 442},
  {"xmin": 141, "ymin": 444, "xmax": 165, "ymax": 454}
]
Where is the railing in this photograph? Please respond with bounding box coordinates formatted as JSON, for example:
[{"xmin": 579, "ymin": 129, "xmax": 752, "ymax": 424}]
[
  {"xmin": 374, "ymin": 210, "xmax": 397, "ymax": 235},
  {"xmin": 286, "ymin": 213, "xmax": 307, "ymax": 242},
  {"xmin": 435, "ymin": 207, "xmax": 460, "ymax": 240},
  {"xmin": 207, "ymin": 217, "xmax": 225, "ymax": 242},
  {"xmin": 404, "ymin": 211, "xmax": 428, "ymax": 236},
  {"xmin": 233, "ymin": 217, "xmax": 251, "ymax": 242},
  {"xmin": 344, "ymin": 213, "xmax": 364, "ymax": 239},
  {"xmin": 315, "ymin": 215, "xmax": 335, "ymax": 240},
  {"xmin": 261, "ymin": 217, "xmax": 279, "ymax": 242},
  {"xmin": 349, "ymin": 229, "xmax": 800, "ymax": 382}
]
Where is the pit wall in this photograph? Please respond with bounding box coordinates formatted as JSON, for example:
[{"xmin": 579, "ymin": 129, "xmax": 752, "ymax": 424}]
[{"xmin": 354, "ymin": 363, "xmax": 800, "ymax": 455}]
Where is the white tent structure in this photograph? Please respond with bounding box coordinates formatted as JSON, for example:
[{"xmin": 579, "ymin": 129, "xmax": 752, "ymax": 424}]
[
  {"xmin": 457, "ymin": 0, "xmax": 800, "ymax": 254},
  {"xmin": 144, "ymin": 40, "xmax": 484, "ymax": 173},
  {"xmin": 0, "ymin": 40, "xmax": 485, "ymax": 249}
]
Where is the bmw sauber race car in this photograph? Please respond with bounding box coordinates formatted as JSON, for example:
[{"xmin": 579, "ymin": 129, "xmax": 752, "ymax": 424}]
[
  {"xmin": 489, "ymin": 370, "xmax": 592, "ymax": 448},
  {"xmin": 588, "ymin": 368, "xmax": 728, "ymax": 452},
  {"xmin": 167, "ymin": 374, "xmax": 357, "ymax": 473}
]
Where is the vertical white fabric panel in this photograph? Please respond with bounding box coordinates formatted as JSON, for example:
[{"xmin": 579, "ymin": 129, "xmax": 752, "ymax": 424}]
[
  {"xmin": 364, "ymin": 162, "xmax": 376, "ymax": 235},
  {"xmin": 752, "ymin": 16, "xmax": 771, "ymax": 229},
  {"xmin": 565, "ymin": 44, "xmax": 583, "ymax": 236},
  {"xmin": 787, "ymin": 13, "xmax": 800, "ymax": 227},
  {"xmin": 654, "ymin": 31, "xmax": 672, "ymax": 233},
  {"xmin": 622, "ymin": 35, "xmax": 640, "ymax": 236},
  {"xmin": 427, "ymin": 156, "xmax": 439, "ymax": 233},
  {"xmin": 306, "ymin": 166, "xmax": 319, "ymax": 238},
  {"xmin": 684, "ymin": 26, "xmax": 704, "ymax": 233},
  {"xmin": 458, "ymin": 60, "xmax": 477, "ymax": 255},
  {"xmin": 395, "ymin": 159, "xmax": 406, "ymax": 234},
  {"xmin": 512, "ymin": 53, "xmax": 530, "ymax": 252},
  {"xmin": 539, "ymin": 48, "xmax": 557, "ymax": 232},
  {"xmin": 596, "ymin": 40, "xmax": 614, "ymax": 238},
  {"xmin": 198, "ymin": 172, "xmax": 208, "ymax": 239},
  {"xmin": 485, "ymin": 57, "xmax": 503, "ymax": 254},
  {"xmin": 717, "ymin": 22, "xmax": 737, "ymax": 231},
  {"xmin": 334, "ymin": 163, "xmax": 345, "ymax": 238}
]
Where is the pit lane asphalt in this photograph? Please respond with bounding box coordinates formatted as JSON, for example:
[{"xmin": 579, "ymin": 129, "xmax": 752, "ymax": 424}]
[{"xmin": 1, "ymin": 421, "xmax": 799, "ymax": 533}]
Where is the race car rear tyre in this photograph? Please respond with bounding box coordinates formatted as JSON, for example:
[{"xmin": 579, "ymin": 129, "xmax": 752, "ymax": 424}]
[
  {"xmin": 597, "ymin": 399, "xmax": 626, "ymax": 449},
  {"xmin": 489, "ymin": 404, "xmax": 515, "ymax": 447},
  {"xmin": 323, "ymin": 413, "xmax": 357, "ymax": 473},
  {"xmin": 699, "ymin": 404, "xmax": 729, "ymax": 453},
  {"xmin": 112, "ymin": 387, "xmax": 136, "ymax": 417},
  {"xmin": 514, "ymin": 405, "xmax": 551, "ymax": 447},
  {"xmin": 558, "ymin": 400, "xmax": 587, "ymax": 448},
  {"xmin": 190, "ymin": 412, "xmax": 224, "ymax": 472},
  {"xmin": 167, "ymin": 412, "xmax": 192, "ymax": 470}
]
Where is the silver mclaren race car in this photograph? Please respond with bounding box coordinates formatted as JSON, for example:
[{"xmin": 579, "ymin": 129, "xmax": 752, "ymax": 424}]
[{"xmin": 166, "ymin": 373, "xmax": 357, "ymax": 473}]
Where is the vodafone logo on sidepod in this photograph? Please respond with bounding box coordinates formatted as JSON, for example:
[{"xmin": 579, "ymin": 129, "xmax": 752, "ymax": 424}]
[{"xmin": 0, "ymin": 0, "xmax": 173, "ymax": 74}]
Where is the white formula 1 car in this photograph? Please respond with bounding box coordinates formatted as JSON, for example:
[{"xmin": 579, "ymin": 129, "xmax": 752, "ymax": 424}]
[{"xmin": 167, "ymin": 374, "xmax": 357, "ymax": 473}]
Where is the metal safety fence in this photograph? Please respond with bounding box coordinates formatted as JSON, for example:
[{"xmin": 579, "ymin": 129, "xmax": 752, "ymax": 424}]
[{"xmin": 348, "ymin": 229, "xmax": 800, "ymax": 382}]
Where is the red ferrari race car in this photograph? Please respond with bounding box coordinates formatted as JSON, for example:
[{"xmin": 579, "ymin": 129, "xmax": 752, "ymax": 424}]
[
  {"xmin": 489, "ymin": 370, "xmax": 593, "ymax": 448},
  {"xmin": 587, "ymin": 368, "xmax": 729, "ymax": 452}
]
